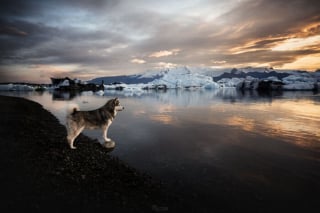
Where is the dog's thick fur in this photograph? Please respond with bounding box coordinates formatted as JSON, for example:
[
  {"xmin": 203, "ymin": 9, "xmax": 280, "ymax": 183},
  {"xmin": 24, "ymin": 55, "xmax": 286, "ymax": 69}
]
[{"xmin": 66, "ymin": 97, "xmax": 124, "ymax": 149}]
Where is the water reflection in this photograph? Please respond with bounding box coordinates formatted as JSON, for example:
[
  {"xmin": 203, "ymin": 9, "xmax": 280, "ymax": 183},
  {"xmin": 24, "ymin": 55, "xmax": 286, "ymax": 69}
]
[
  {"xmin": 2, "ymin": 89, "xmax": 319, "ymax": 151},
  {"xmin": 52, "ymin": 90, "xmax": 79, "ymax": 100},
  {"xmin": 2, "ymin": 89, "xmax": 320, "ymax": 202}
]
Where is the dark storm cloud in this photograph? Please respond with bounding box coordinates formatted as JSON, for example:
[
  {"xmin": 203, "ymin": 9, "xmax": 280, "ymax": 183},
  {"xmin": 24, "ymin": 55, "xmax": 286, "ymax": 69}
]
[
  {"xmin": 0, "ymin": 0, "xmax": 120, "ymax": 17},
  {"xmin": 0, "ymin": 17, "xmax": 130, "ymax": 67},
  {"xmin": 0, "ymin": 19, "xmax": 56, "ymax": 64},
  {"xmin": 0, "ymin": 24, "xmax": 28, "ymax": 37},
  {"xmin": 0, "ymin": 0, "xmax": 132, "ymax": 66}
]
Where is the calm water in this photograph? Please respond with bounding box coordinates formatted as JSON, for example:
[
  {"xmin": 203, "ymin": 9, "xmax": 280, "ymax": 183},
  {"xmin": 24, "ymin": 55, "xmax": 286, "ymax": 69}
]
[{"xmin": 2, "ymin": 89, "xmax": 320, "ymax": 203}]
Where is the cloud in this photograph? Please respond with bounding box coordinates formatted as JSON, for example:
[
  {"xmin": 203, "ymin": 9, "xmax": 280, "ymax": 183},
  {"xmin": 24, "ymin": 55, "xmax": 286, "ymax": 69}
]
[
  {"xmin": 1, "ymin": 0, "xmax": 320, "ymax": 82},
  {"xmin": 154, "ymin": 62, "xmax": 179, "ymax": 69},
  {"xmin": 0, "ymin": 25, "xmax": 28, "ymax": 36},
  {"xmin": 271, "ymin": 35, "xmax": 320, "ymax": 51},
  {"xmin": 212, "ymin": 60, "xmax": 227, "ymax": 65},
  {"xmin": 149, "ymin": 49, "xmax": 180, "ymax": 58},
  {"xmin": 130, "ymin": 58, "xmax": 146, "ymax": 64}
]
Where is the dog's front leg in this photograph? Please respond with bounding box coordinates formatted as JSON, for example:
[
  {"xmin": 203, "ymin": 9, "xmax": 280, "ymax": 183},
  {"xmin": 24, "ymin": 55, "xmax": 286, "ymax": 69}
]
[{"xmin": 103, "ymin": 123, "xmax": 112, "ymax": 142}]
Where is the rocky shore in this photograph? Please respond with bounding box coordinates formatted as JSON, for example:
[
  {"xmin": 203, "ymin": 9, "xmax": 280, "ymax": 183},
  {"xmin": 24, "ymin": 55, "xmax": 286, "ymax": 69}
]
[{"xmin": 0, "ymin": 95, "xmax": 172, "ymax": 212}]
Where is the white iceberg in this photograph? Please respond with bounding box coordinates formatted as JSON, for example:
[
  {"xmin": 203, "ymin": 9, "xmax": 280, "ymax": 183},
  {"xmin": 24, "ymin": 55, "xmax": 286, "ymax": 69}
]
[
  {"xmin": 0, "ymin": 84, "xmax": 34, "ymax": 91},
  {"xmin": 95, "ymin": 90, "xmax": 105, "ymax": 96},
  {"xmin": 282, "ymin": 74, "xmax": 316, "ymax": 90},
  {"xmin": 59, "ymin": 79, "xmax": 70, "ymax": 87},
  {"xmin": 150, "ymin": 67, "xmax": 219, "ymax": 89},
  {"xmin": 217, "ymin": 78, "xmax": 244, "ymax": 88}
]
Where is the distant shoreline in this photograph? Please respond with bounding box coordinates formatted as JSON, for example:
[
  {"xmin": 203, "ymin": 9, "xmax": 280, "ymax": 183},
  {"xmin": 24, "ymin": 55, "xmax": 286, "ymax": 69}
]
[{"xmin": 0, "ymin": 95, "xmax": 172, "ymax": 212}]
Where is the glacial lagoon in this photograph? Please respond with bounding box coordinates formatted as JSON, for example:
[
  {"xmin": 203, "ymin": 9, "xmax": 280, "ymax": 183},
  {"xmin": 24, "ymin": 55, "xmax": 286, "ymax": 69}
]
[{"xmin": 2, "ymin": 89, "xmax": 320, "ymax": 206}]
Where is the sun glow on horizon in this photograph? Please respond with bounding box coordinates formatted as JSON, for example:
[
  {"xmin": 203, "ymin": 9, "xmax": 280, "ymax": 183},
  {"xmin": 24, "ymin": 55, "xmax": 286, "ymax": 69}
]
[
  {"xmin": 271, "ymin": 35, "xmax": 320, "ymax": 51},
  {"xmin": 280, "ymin": 53, "xmax": 320, "ymax": 71}
]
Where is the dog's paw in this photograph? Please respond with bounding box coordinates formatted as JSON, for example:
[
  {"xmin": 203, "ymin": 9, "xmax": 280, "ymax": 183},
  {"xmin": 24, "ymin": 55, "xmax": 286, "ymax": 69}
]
[
  {"xmin": 70, "ymin": 146, "xmax": 77, "ymax": 149},
  {"xmin": 104, "ymin": 138, "xmax": 112, "ymax": 142},
  {"xmin": 104, "ymin": 141, "xmax": 115, "ymax": 148}
]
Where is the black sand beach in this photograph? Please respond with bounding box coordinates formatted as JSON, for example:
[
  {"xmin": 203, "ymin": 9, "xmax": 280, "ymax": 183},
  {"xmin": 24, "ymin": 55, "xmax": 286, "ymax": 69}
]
[{"xmin": 0, "ymin": 95, "xmax": 173, "ymax": 212}]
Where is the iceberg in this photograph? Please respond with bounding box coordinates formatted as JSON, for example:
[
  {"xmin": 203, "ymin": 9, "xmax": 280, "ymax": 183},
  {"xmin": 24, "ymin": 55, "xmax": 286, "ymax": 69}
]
[
  {"xmin": 150, "ymin": 67, "xmax": 219, "ymax": 89},
  {"xmin": 217, "ymin": 78, "xmax": 244, "ymax": 88},
  {"xmin": 282, "ymin": 74, "xmax": 317, "ymax": 90},
  {"xmin": 215, "ymin": 69, "xmax": 319, "ymax": 91},
  {"xmin": 0, "ymin": 84, "xmax": 34, "ymax": 91},
  {"xmin": 101, "ymin": 66, "xmax": 220, "ymax": 94},
  {"xmin": 95, "ymin": 90, "xmax": 105, "ymax": 96},
  {"xmin": 100, "ymin": 67, "xmax": 319, "ymax": 94}
]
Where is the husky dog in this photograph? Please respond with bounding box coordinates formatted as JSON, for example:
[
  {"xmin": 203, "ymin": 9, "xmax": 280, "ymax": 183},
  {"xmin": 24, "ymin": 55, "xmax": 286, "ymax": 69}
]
[{"xmin": 66, "ymin": 97, "xmax": 124, "ymax": 149}]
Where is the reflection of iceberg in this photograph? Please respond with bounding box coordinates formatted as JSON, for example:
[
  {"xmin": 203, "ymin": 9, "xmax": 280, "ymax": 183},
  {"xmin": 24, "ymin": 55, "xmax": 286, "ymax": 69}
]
[
  {"xmin": 141, "ymin": 88, "xmax": 281, "ymax": 107},
  {"xmin": 134, "ymin": 89, "xmax": 243, "ymax": 107},
  {"xmin": 52, "ymin": 90, "xmax": 78, "ymax": 100}
]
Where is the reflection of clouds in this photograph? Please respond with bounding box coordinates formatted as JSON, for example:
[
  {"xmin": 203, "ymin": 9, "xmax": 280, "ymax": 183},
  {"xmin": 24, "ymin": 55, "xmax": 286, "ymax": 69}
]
[
  {"xmin": 148, "ymin": 105, "xmax": 177, "ymax": 125},
  {"xmin": 226, "ymin": 116, "xmax": 255, "ymax": 132},
  {"xmin": 15, "ymin": 90, "xmax": 320, "ymax": 151},
  {"xmin": 204, "ymin": 97, "xmax": 320, "ymax": 150},
  {"xmin": 132, "ymin": 110, "xmax": 147, "ymax": 116},
  {"xmin": 266, "ymin": 119, "xmax": 319, "ymax": 149},
  {"xmin": 157, "ymin": 104, "xmax": 176, "ymax": 113},
  {"xmin": 261, "ymin": 99, "xmax": 320, "ymax": 149},
  {"xmin": 150, "ymin": 114, "xmax": 175, "ymax": 125},
  {"xmin": 220, "ymin": 99, "xmax": 320, "ymax": 150}
]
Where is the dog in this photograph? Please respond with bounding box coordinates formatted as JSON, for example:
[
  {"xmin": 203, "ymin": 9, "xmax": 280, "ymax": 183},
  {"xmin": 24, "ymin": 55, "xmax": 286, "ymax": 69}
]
[{"xmin": 66, "ymin": 97, "xmax": 124, "ymax": 149}]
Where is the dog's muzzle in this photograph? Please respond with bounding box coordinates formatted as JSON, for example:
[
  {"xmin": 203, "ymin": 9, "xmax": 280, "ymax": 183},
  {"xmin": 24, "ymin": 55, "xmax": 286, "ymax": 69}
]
[{"xmin": 115, "ymin": 106, "xmax": 125, "ymax": 111}]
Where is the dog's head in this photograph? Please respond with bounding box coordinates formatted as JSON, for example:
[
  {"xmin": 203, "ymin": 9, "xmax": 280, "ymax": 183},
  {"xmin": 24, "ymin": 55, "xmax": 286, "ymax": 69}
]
[
  {"xmin": 104, "ymin": 97, "xmax": 124, "ymax": 114},
  {"xmin": 113, "ymin": 98, "xmax": 124, "ymax": 111},
  {"xmin": 113, "ymin": 97, "xmax": 124, "ymax": 111}
]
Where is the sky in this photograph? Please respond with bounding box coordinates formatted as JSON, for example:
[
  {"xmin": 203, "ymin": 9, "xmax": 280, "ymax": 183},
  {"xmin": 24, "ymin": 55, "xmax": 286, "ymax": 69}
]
[{"xmin": 0, "ymin": 0, "xmax": 320, "ymax": 83}]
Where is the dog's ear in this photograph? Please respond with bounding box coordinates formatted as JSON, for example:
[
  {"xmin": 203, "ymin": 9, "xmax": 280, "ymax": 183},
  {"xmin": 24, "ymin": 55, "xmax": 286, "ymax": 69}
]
[{"xmin": 111, "ymin": 97, "xmax": 118, "ymax": 106}]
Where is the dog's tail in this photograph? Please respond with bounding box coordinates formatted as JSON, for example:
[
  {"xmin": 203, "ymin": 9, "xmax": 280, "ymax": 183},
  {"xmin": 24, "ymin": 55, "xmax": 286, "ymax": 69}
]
[
  {"xmin": 67, "ymin": 104, "xmax": 80, "ymax": 115},
  {"xmin": 71, "ymin": 107, "xmax": 78, "ymax": 115}
]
